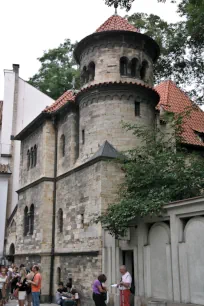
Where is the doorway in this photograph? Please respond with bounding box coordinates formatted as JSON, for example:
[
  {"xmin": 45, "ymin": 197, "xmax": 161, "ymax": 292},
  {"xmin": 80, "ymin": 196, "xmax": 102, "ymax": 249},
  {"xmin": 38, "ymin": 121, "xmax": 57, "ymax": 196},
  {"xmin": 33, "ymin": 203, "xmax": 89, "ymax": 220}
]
[{"xmin": 122, "ymin": 250, "xmax": 135, "ymax": 306}]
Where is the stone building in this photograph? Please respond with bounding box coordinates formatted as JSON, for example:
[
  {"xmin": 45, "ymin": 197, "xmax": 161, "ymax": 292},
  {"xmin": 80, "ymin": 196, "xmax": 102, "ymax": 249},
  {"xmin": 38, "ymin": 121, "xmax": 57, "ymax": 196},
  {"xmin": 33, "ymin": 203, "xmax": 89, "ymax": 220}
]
[{"xmin": 5, "ymin": 13, "xmax": 204, "ymax": 306}]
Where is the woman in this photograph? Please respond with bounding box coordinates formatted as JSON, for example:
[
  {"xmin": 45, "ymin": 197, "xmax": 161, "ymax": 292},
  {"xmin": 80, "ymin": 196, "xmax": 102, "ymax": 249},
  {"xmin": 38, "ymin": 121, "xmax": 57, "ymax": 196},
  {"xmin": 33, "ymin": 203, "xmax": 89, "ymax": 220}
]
[
  {"xmin": 92, "ymin": 274, "xmax": 107, "ymax": 306},
  {"xmin": 0, "ymin": 267, "xmax": 8, "ymax": 306},
  {"xmin": 16, "ymin": 267, "xmax": 28, "ymax": 306}
]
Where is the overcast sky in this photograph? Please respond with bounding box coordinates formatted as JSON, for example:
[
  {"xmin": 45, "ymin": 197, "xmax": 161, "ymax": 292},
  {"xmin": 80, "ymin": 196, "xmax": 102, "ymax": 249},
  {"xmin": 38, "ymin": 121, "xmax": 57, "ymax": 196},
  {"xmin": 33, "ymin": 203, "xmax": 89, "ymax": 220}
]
[{"xmin": 0, "ymin": 0, "xmax": 181, "ymax": 99}]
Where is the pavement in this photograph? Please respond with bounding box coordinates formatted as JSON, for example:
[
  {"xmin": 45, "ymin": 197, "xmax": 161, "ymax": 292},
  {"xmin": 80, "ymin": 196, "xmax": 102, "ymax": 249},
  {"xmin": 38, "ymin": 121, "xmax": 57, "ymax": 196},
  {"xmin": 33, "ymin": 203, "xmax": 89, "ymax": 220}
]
[{"xmin": 6, "ymin": 299, "xmax": 56, "ymax": 306}]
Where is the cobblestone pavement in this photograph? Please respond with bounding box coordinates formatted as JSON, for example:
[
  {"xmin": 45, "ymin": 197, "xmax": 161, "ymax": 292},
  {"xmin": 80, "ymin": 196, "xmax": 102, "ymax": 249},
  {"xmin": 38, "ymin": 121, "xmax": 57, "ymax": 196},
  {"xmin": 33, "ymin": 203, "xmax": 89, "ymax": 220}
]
[{"xmin": 6, "ymin": 299, "xmax": 56, "ymax": 306}]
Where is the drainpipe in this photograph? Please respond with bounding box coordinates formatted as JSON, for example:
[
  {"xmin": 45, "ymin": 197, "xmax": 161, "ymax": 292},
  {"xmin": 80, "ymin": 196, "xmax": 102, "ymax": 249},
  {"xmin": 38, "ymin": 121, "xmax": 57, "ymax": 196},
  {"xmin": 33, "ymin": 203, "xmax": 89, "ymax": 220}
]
[{"xmin": 49, "ymin": 116, "xmax": 58, "ymax": 303}]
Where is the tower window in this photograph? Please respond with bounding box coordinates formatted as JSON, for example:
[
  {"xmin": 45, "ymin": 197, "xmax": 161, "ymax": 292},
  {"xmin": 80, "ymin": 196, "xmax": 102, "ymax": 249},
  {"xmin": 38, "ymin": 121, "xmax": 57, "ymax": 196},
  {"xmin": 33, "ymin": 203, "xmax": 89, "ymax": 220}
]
[
  {"xmin": 81, "ymin": 214, "xmax": 84, "ymax": 228},
  {"xmin": 31, "ymin": 147, "xmax": 34, "ymax": 168},
  {"xmin": 88, "ymin": 62, "xmax": 95, "ymax": 81},
  {"xmin": 130, "ymin": 58, "xmax": 139, "ymax": 78},
  {"xmin": 57, "ymin": 267, "xmax": 61, "ymax": 284},
  {"xmin": 195, "ymin": 131, "xmax": 204, "ymax": 142},
  {"xmin": 82, "ymin": 130, "xmax": 85, "ymax": 145},
  {"xmin": 60, "ymin": 134, "xmax": 65, "ymax": 157},
  {"xmin": 135, "ymin": 102, "xmax": 140, "ymax": 117},
  {"xmin": 81, "ymin": 66, "xmax": 88, "ymax": 84},
  {"xmin": 140, "ymin": 60, "xmax": 149, "ymax": 81},
  {"xmin": 120, "ymin": 57, "xmax": 128, "ymax": 76}
]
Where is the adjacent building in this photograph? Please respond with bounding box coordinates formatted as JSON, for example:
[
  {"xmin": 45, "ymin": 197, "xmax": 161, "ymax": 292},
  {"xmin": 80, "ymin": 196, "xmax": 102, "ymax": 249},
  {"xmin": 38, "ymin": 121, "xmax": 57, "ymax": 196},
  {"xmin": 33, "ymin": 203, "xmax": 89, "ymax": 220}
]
[
  {"xmin": 0, "ymin": 65, "xmax": 54, "ymax": 258},
  {"xmin": 5, "ymin": 14, "xmax": 204, "ymax": 306}
]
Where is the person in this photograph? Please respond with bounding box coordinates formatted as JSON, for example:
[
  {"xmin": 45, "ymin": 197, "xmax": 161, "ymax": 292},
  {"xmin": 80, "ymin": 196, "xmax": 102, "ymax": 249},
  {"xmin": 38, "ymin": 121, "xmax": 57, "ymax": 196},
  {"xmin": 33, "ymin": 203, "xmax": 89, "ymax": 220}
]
[
  {"xmin": 70, "ymin": 289, "xmax": 80, "ymax": 306},
  {"xmin": 27, "ymin": 265, "xmax": 42, "ymax": 306},
  {"xmin": 58, "ymin": 282, "xmax": 67, "ymax": 293},
  {"xmin": 56, "ymin": 288, "xmax": 63, "ymax": 306},
  {"xmin": 118, "ymin": 265, "xmax": 132, "ymax": 306},
  {"xmin": 0, "ymin": 267, "xmax": 8, "ymax": 306},
  {"xmin": 92, "ymin": 274, "xmax": 107, "ymax": 306},
  {"xmin": 10, "ymin": 266, "xmax": 19, "ymax": 298},
  {"xmin": 26, "ymin": 267, "xmax": 34, "ymax": 306},
  {"xmin": 16, "ymin": 267, "xmax": 28, "ymax": 306}
]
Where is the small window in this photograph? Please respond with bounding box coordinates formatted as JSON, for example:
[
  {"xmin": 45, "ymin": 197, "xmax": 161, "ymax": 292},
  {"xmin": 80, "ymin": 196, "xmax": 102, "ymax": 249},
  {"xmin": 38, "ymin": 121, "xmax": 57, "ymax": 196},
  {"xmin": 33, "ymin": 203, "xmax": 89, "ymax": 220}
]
[
  {"xmin": 60, "ymin": 135, "xmax": 65, "ymax": 157},
  {"xmin": 24, "ymin": 206, "xmax": 29, "ymax": 236},
  {"xmin": 120, "ymin": 57, "xmax": 128, "ymax": 76},
  {"xmin": 30, "ymin": 204, "xmax": 34, "ymax": 235},
  {"xmin": 195, "ymin": 131, "xmax": 204, "ymax": 142},
  {"xmin": 81, "ymin": 66, "xmax": 88, "ymax": 84},
  {"xmin": 88, "ymin": 62, "xmax": 95, "ymax": 81},
  {"xmin": 33, "ymin": 145, "xmax": 37, "ymax": 167},
  {"xmin": 58, "ymin": 208, "xmax": 63, "ymax": 233},
  {"xmin": 82, "ymin": 130, "xmax": 85, "ymax": 145},
  {"xmin": 140, "ymin": 60, "xmax": 149, "ymax": 81},
  {"xmin": 135, "ymin": 102, "xmax": 140, "ymax": 117},
  {"xmin": 27, "ymin": 150, "xmax": 30, "ymax": 170}
]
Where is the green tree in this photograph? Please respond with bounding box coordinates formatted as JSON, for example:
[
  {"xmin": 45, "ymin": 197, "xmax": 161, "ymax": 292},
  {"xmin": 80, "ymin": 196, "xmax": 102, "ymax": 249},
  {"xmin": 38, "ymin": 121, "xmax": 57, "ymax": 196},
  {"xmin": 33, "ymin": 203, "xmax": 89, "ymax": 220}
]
[
  {"xmin": 29, "ymin": 39, "xmax": 80, "ymax": 100},
  {"xmin": 127, "ymin": 13, "xmax": 203, "ymax": 104},
  {"xmin": 97, "ymin": 116, "xmax": 204, "ymax": 237}
]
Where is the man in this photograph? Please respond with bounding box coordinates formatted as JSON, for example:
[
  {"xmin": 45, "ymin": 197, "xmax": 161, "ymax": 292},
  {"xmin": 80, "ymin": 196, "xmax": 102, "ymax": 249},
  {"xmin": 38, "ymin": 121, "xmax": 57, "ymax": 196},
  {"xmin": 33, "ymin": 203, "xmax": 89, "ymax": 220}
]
[
  {"xmin": 26, "ymin": 266, "xmax": 35, "ymax": 306},
  {"xmin": 27, "ymin": 265, "xmax": 42, "ymax": 306},
  {"xmin": 118, "ymin": 265, "xmax": 132, "ymax": 306}
]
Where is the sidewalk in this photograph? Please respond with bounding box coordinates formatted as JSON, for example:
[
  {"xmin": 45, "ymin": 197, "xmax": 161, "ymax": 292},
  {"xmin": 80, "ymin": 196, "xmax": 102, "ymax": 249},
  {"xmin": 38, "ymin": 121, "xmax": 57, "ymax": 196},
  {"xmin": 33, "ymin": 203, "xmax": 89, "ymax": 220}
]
[{"xmin": 6, "ymin": 299, "xmax": 56, "ymax": 306}]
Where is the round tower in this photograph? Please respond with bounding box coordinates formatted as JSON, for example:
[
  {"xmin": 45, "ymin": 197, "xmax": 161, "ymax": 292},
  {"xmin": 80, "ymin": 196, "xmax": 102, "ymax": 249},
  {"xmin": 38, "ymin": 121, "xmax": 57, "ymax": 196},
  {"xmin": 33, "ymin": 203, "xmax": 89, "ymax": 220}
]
[{"xmin": 74, "ymin": 14, "xmax": 160, "ymax": 161}]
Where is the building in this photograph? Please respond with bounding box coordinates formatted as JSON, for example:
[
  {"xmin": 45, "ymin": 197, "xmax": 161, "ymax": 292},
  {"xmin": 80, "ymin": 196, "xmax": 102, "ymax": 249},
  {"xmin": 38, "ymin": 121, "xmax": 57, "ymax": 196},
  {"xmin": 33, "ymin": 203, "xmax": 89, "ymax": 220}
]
[
  {"xmin": 5, "ymin": 14, "xmax": 204, "ymax": 306},
  {"xmin": 0, "ymin": 65, "xmax": 54, "ymax": 257}
]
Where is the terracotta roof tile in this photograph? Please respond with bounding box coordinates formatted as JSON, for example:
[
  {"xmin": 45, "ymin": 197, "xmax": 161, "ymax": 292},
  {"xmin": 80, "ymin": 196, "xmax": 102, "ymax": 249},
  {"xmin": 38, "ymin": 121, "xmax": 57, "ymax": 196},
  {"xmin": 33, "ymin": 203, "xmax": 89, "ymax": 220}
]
[
  {"xmin": 44, "ymin": 90, "xmax": 75, "ymax": 113},
  {"xmin": 96, "ymin": 15, "xmax": 138, "ymax": 33},
  {"xmin": 155, "ymin": 80, "xmax": 204, "ymax": 147},
  {"xmin": 0, "ymin": 164, "xmax": 11, "ymax": 174},
  {"xmin": 0, "ymin": 101, "xmax": 3, "ymax": 126}
]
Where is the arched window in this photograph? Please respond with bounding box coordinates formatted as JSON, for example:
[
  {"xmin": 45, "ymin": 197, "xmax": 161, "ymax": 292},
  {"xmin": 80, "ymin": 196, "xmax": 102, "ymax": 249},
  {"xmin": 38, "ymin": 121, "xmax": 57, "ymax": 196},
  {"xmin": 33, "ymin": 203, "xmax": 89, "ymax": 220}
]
[
  {"xmin": 130, "ymin": 58, "xmax": 139, "ymax": 77},
  {"xmin": 27, "ymin": 150, "xmax": 30, "ymax": 170},
  {"xmin": 60, "ymin": 135, "xmax": 65, "ymax": 157},
  {"xmin": 140, "ymin": 60, "xmax": 149, "ymax": 81},
  {"xmin": 58, "ymin": 208, "xmax": 63, "ymax": 233},
  {"xmin": 81, "ymin": 66, "xmax": 88, "ymax": 85},
  {"xmin": 120, "ymin": 57, "xmax": 128, "ymax": 76},
  {"xmin": 31, "ymin": 147, "xmax": 34, "ymax": 168},
  {"xmin": 10, "ymin": 220, "xmax": 16, "ymax": 233},
  {"xmin": 88, "ymin": 62, "xmax": 95, "ymax": 81},
  {"xmin": 33, "ymin": 145, "xmax": 37, "ymax": 167},
  {"xmin": 24, "ymin": 206, "xmax": 29, "ymax": 236},
  {"xmin": 30, "ymin": 204, "xmax": 34, "ymax": 235},
  {"xmin": 9, "ymin": 243, "xmax": 15, "ymax": 256},
  {"xmin": 57, "ymin": 267, "xmax": 61, "ymax": 284}
]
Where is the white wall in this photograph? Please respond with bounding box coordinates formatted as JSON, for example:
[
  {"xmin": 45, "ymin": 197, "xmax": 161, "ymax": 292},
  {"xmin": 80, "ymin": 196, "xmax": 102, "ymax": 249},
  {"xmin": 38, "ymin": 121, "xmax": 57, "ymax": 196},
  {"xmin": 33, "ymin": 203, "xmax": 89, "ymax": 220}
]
[
  {"xmin": 0, "ymin": 175, "xmax": 9, "ymax": 257},
  {"xmin": 0, "ymin": 68, "xmax": 54, "ymax": 217}
]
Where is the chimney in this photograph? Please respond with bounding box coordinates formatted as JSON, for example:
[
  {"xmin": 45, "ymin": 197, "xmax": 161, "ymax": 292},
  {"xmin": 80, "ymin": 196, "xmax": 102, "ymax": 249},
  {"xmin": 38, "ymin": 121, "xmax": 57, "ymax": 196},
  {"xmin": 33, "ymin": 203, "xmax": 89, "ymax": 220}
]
[{"xmin": 12, "ymin": 64, "xmax": 20, "ymax": 74}]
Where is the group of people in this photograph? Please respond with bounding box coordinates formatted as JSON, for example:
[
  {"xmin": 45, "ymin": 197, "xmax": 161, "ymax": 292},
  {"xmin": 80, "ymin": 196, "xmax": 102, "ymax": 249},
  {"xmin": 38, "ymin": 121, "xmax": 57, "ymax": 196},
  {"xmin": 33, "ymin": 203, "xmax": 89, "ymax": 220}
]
[
  {"xmin": 92, "ymin": 265, "xmax": 132, "ymax": 306},
  {"xmin": 56, "ymin": 282, "xmax": 80, "ymax": 306},
  {"xmin": 0, "ymin": 264, "xmax": 41, "ymax": 306}
]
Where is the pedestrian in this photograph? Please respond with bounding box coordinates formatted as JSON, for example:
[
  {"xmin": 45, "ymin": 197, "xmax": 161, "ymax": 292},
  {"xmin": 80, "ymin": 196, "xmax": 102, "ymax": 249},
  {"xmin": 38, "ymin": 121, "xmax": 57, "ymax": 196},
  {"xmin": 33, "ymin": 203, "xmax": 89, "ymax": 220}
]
[
  {"xmin": 118, "ymin": 265, "xmax": 132, "ymax": 306},
  {"xmin": 26, "ymin": 266, "xmax": 34, "ymax": 306},
  {"xmin": 0, "ymin": 267, "xmax": 8, "ymax": 306},
  {"xmin": 92, "ymin": 274, "xmax": 107, "ymax": 306},
  {"xmin": 16, "ymin": 267, "xmax": 28, "ymax": 306},
  {"xmin": 10, "ymin": 266, "xmax": 19, "ymax": 298},
  {"xmin": 27, "ymin": 265, "xmax": 42, "ymax": 306}
]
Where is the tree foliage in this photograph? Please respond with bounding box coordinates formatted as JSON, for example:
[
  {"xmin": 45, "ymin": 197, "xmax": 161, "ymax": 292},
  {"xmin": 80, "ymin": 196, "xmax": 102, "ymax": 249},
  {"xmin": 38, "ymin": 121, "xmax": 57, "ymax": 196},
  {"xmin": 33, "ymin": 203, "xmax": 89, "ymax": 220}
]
[
  {"xmin": 97, "ymin": 116, "xmax": 204, "ymax": 237},
  {"xmin": 29, "ymin": 39, "xmax": 80, "ymax": 100}
]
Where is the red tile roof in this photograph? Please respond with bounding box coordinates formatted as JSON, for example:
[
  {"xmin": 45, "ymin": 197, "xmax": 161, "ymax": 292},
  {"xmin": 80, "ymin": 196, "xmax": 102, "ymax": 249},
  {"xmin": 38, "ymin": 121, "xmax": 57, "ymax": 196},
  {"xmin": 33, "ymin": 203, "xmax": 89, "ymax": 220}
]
[
  {"xmin": 44, "ymin": 90, "xmax": 75, "ymax": 113},
  {"xmin": 0, "ymin": 101, "xmax": 3, "ymax": 126},
  {"xmin": 155, "ymin": 80, "xmax": 204, "ymax": 147},
  {"xmin": 96, "ymin": 15, "xmax": 139, "ymax": 33},
  {"xmin": 0, "ymin": 164, "xmax": 11, "ymax": 174}
]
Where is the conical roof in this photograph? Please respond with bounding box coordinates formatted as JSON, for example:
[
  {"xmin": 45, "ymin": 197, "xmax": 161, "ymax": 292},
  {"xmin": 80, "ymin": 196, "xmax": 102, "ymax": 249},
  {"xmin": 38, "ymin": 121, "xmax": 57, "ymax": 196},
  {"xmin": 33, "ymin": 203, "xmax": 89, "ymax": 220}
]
[{"xmin": 95, "ymin": 15, "xmax": 139, "ymax": 33}]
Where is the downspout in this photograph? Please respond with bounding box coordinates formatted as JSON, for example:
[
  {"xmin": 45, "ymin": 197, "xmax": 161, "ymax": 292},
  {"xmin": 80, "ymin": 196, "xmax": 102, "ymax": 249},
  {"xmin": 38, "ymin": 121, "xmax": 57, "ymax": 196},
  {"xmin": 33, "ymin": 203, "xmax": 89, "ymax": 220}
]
[{"xmin": 49, "ymin": 116, "xmax": 58, "ymax": 302}]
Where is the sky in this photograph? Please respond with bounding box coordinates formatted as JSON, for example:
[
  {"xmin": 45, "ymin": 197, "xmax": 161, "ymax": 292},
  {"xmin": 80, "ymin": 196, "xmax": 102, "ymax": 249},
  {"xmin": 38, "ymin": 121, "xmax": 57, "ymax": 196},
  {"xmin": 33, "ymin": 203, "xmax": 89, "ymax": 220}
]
[{"xmin": 0, "ymin": 0, "xmax": 181, "ymax": 100}]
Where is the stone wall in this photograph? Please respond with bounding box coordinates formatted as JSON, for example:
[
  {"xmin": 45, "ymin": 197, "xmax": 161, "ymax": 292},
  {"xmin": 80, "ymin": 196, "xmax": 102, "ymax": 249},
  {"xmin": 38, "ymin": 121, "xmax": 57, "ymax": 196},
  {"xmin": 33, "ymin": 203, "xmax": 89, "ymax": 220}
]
[
  {"xmin": 20, "ymin": 120, "xmax": 55, "ymax": 188},
  {"xmin": 54, "ymin": 253, "xmax": 102, "ymax": 306},
  {"xmin": 57, "ymin": 111, "xmax": 79, "ymax": 176},
  {"xmin": 78, "ymin": 85, "xmax": 158, "ymax": 162},
  {"xmin": 55, "ymin": 162, "xmax": 102, "ymax": 252}
]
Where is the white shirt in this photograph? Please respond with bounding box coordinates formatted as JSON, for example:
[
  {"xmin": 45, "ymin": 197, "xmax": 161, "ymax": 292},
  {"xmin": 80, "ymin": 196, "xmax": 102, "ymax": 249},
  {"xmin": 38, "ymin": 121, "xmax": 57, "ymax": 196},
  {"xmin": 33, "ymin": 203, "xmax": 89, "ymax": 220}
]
[{"xmin": 119, "ymin": 272, "xmax": 132, "ymax": 290}]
